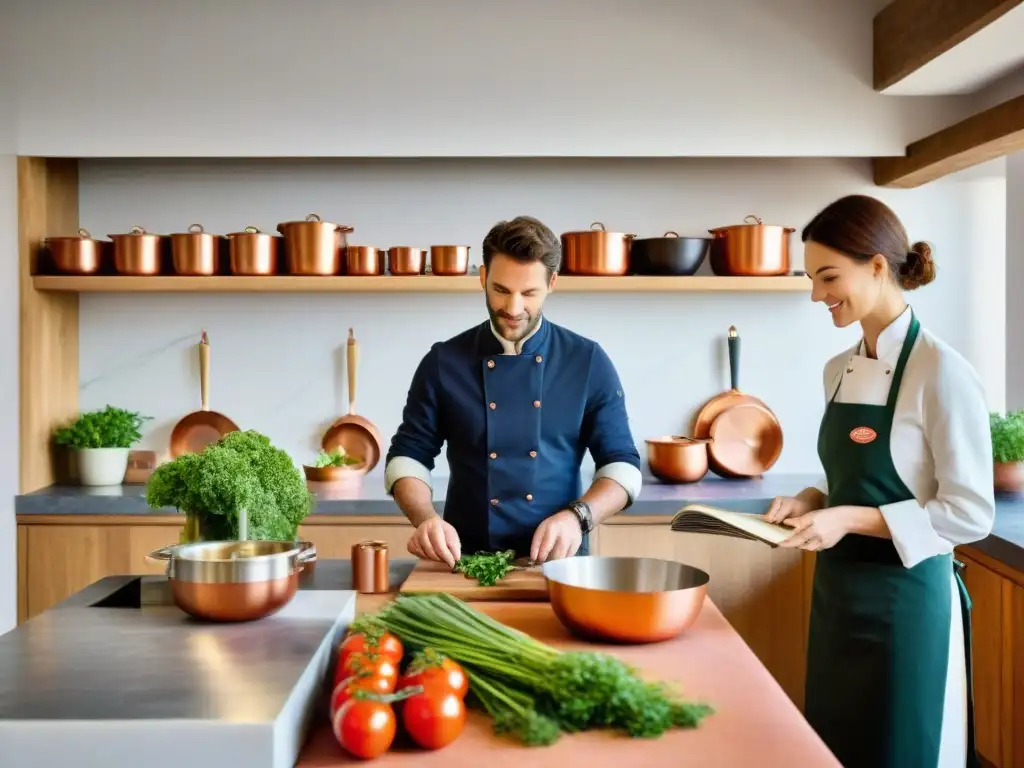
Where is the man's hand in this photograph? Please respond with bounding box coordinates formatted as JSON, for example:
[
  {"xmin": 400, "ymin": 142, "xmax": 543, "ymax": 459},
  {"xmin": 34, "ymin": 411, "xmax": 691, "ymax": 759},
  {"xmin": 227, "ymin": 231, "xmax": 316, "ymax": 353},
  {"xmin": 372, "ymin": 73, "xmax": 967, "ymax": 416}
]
[
  {"xmin": 407, "ymin": 516, "xmax": 462, "ymax": 568},
  {"xmin": 530, "ymin": 510, "xmax": 583, "ymax": 563}
]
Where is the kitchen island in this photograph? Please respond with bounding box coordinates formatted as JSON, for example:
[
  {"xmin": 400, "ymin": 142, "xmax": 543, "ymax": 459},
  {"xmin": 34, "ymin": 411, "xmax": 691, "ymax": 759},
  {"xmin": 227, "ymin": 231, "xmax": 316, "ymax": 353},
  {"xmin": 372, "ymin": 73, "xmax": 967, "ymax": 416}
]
[{"xmin": 0, "ymin": 557, "xmax": 839, "ymax": 767}]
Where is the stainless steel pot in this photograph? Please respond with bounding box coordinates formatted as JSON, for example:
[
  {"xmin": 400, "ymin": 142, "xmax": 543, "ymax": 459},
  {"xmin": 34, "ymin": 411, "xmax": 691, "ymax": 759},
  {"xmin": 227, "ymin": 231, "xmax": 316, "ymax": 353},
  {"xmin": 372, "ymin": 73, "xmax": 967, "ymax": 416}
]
[{"xmin": 147, "ymin": 539, "xmax": 317, "ymax": 622}]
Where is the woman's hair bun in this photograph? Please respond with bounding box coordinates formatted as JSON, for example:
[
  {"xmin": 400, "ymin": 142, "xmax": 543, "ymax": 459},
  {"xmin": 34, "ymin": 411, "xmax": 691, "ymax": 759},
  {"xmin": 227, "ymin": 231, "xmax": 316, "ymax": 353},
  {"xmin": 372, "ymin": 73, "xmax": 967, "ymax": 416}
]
[{"xmin": 898, "ymin": 241, "xmax": 936, "ymax": 291}]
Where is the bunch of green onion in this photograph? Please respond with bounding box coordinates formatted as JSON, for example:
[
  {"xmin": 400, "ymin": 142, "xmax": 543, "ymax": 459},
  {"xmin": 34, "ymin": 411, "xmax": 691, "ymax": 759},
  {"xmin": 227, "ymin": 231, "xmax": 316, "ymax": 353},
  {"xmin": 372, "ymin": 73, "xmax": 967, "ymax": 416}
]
[{"xmin": 373, "ymin": 592, "xmax": 713, "ymax": 746}]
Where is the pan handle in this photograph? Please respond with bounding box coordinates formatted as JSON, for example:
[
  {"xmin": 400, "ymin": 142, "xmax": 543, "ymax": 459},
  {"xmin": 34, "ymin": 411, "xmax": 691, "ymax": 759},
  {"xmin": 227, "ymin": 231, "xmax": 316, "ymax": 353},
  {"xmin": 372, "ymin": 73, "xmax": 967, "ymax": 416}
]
[
  {"xmin": 146, "ymin": 546, "xmax": 175, "ymax": 563},
  {"xmin": 297, "ymin": 540, "xmax": 318, "ymax": 564},
  {"xmin": 347, "ymin": 328, "xmax": 359, "ymax": 416},
  {"xmin": 728, "ymin": 326, "xmax": 740, "ymax": 391}
]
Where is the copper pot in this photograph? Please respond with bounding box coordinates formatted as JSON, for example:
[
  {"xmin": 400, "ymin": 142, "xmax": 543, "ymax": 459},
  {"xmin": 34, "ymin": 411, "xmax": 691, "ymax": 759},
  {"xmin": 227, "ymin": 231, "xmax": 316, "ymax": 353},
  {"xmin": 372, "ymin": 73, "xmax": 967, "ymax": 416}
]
[
  {"xmin": 227, "ymin": 226, "xmax": 279, "ymax": 275},
  {"xmin": 171, "ymin": 223, "xmax": 221, "ymax": 276},
  {"xmin": 561, "ymin": 222, "xmax": 636, "ymax": 276},
  {"xmin": 708, "ymin": 215, "xmax": 795, "ymax": 277},
  {"xmin": 388, "ymin": 246, "xmax": 426, "ymax": 275},
  {"xmin": 277, "ymin": 213, "xmax": 353, "ymax": 276},
  {"xmin": 646, "ymin": 436, "xmax": 711, "ymax": 484},
  {"xmin": 44, "ymin": 228, "xmax": 107, "ymax": 275},
  {"xmin": 430, "ymin": 245, "xmax": 470, "ymax": 276},
  {"xmin": 146, "ymin": 540, "xmax": 317, "ymax": 622},
  {"xmin": 345, "ymin": 246, "xmax": 385, "ymax": 276},
  {"xmin": 109, "ymin": 226, "xmax": 165, "ymax": 275}
]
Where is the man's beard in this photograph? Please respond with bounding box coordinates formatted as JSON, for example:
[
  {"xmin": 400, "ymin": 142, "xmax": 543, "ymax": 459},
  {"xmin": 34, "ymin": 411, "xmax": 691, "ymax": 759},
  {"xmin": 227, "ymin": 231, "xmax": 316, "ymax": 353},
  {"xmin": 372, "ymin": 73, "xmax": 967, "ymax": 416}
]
[{"xmin": 487, "ymin": 301, "xmax": 540, "ymax": 343}]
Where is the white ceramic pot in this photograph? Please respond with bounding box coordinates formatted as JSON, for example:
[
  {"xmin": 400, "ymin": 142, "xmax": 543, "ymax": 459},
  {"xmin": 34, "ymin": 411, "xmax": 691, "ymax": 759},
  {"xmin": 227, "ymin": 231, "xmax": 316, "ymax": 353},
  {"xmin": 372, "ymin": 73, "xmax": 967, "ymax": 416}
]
[{"xmin": 77, "ymin": 447, "xmax": 130, "ymax": 486}]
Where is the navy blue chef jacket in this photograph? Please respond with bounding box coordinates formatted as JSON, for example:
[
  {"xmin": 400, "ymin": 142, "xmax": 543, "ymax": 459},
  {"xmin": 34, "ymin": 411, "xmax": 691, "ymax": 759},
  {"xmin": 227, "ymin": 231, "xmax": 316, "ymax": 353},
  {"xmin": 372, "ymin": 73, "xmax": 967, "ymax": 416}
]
[{"xmin": 384, "ymin": 318, "xmax": 643, "ymax": 556}]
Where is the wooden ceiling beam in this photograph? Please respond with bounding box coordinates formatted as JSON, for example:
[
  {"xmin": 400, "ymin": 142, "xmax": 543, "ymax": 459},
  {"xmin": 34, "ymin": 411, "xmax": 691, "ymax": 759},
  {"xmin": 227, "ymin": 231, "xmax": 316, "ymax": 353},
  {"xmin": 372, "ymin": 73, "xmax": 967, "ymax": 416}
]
[
  {"xmin": 873, "ymin": 0, "xmax": 1024, "ymax": 91},
  {"xmin": 873, "ymin": 93, "xmax": 1024, "ymax": 187}
]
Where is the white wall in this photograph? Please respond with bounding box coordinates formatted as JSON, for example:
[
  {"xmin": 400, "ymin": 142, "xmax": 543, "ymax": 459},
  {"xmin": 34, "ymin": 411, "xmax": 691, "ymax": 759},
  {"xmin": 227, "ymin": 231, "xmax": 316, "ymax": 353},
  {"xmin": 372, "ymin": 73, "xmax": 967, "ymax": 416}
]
[
  {"xmin": 1, "ymin": 8, "xmax": 20, "ymax": 632},
  {"xmin": 1007, "ymin": 152, "xmax": 1024, "ymax": 411},
  {"xmin": 7, "ymin": 0, "xmax": 971, "ymax": 158},
  {"xmin": 75, "ymin": 157, "xmax": 1003, "ymax": 481}
]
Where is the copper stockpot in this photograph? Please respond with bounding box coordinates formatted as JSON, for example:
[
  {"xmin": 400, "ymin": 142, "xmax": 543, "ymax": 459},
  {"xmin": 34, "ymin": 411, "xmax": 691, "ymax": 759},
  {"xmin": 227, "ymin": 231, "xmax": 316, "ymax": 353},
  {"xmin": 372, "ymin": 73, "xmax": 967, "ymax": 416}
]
[
  {"xmin": 345, "ymin": 246, "xmax": 385, "ymax": 276},
  {"xmin": 645, "ymin": 436, "xmax": 711, "ymax": 484},
  {"xmin": 561, "ymin": 222, "xmax": 636, "ymax": 276},
  {"xmin": 430, "ymin": 245, "xmax": 470, "ymax": 276},
  {"xmin": 226, "ymin": 226, "xmax": 279, "ymax": 275},
  {"xmin": 171, "ymin": 223, "xmax": 221, "ymax": 276},
  {"xmin": 146, "ymin": 539, "xmax": 317, "ymax": 622},
  {"xmin": 44, "ymin": 228, "xmax": 107, "ymax": 274},
  {"xmin": 277, "ymin": 213, "xmax": 353, "ymax": 276},
  {"xmin": 388, "ymin": 246, "xmax": 427, "ymax": 275},
  {"xmin": 542, "ymin": 556, "xmax": 710, "ymax": 643},
  {"xmin": 109, "ymin": 226, "xmax": 165, "ymax": 275},
  {"xmin": 708, "ymin": 215, "xmax": 795, "ymax": 277}
]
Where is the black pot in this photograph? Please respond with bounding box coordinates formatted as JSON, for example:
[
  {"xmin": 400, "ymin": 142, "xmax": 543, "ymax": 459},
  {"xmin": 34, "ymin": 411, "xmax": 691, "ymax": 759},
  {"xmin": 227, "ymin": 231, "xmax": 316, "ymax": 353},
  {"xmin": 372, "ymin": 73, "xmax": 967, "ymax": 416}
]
[{"xmin": 630, "ymin": 232, "xmax": 710, "ymax": 275}]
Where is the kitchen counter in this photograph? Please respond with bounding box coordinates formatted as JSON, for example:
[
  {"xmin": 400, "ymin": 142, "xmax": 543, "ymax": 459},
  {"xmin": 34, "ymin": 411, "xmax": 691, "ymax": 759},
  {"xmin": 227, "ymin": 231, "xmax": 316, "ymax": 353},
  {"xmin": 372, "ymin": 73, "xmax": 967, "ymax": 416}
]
[{"xmin": 0, "ymin": 559, "xmax": 417, "ymax": 768}]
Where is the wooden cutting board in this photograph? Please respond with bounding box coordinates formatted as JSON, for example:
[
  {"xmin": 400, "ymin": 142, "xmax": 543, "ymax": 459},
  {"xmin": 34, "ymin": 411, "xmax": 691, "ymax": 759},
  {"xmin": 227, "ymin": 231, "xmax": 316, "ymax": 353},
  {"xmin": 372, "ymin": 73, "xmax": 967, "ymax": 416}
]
[{"xmin": 399, "ymin": 559, "xmax": 550, "ymax": 602}]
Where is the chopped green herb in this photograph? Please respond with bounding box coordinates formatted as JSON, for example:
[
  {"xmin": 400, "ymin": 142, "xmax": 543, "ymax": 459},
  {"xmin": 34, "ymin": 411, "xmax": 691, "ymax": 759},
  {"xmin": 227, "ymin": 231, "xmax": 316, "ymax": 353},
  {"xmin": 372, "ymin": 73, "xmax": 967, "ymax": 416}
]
[{"xmin": 453, "ymin": 549, "xmax": 517, "ymax": 586}]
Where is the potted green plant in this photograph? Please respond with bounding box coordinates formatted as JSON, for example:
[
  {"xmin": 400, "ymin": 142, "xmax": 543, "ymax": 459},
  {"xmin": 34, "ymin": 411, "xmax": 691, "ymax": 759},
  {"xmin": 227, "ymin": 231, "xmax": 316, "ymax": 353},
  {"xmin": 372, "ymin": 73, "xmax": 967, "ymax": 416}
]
[
  {"xmin": 145, "ymin": 429, "xmax": 313, "ymax": 543},
  {"xmin": 53, "ymin": 405, "xmax": 151, "ymax": 486},
  {"xmin": 990, "ymin": 410, "xmax": 1024, "ymax": 496}
]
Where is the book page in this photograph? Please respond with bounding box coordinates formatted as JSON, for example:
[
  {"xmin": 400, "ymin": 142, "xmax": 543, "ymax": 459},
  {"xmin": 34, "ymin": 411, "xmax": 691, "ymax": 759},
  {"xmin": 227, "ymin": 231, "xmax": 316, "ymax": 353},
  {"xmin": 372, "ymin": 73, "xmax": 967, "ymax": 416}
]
[{"xmin": 671, "ymin": 504, "xmax": 793, "ymax": 546}]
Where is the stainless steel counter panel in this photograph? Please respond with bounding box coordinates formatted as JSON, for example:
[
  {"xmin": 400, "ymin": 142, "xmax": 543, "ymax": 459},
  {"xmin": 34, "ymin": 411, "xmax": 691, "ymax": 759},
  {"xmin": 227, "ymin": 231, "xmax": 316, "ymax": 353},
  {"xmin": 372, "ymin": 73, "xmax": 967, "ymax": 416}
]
[{"xmin": 0, "ymin": 566, "xmax": 380, "ymax": 768}]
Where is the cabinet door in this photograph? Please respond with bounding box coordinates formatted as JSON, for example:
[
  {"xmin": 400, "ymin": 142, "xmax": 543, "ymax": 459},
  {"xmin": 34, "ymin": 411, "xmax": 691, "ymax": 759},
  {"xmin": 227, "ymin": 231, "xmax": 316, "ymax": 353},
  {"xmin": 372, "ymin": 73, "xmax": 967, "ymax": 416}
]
[
  {"xmin": 958, "ymin": 551, "xmax": 1011, "ymax": 767},
  {"xmin": 297, "ymin": 522, "xmax": 414, "ymax": 560}
]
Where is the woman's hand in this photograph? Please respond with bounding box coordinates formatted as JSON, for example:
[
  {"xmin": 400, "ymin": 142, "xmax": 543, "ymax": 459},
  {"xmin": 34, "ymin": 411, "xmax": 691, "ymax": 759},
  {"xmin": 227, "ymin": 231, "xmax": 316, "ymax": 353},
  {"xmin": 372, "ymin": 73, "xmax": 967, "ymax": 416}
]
[
  {"xmin": 778, "ymin": 507, "xmax": 855, "ymax": 551},
  {"xmin": 764, "ymin": 495, "xmax": 815, "ymax": 524}
]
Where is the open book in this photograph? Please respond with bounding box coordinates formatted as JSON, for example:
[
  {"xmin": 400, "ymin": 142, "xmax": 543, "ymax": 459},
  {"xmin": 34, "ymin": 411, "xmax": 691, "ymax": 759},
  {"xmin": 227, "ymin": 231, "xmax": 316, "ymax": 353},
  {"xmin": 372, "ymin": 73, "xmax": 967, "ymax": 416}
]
[{"xmin": 670, "ymin": 503, "xmax": 792, "ymax": 547}]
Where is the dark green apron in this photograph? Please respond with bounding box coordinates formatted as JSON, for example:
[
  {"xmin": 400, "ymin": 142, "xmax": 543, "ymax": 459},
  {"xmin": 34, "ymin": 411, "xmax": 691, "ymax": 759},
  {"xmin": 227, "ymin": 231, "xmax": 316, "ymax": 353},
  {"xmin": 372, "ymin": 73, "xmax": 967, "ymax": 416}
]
[{"xmin": 806, "ymin": 311, "xmax": 978, "ymax": 768}]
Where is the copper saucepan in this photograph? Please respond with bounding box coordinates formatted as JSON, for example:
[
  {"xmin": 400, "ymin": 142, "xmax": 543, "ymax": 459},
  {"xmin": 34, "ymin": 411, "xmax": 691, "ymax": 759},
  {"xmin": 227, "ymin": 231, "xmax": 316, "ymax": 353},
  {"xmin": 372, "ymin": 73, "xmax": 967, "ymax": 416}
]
[
  {"xmin": 429, "ymin": 245, "xmax": 470, "ymax": 276},
  {"xmin": 170, "ymin": 223, "xmax": 222, "ymax": 276},
  {"xmin": 109, "ymin": 225, "xmax": 166, "ymax": 275},
  {"xmin": 227, "ymin": 226, "xmax": 279, "ymax": 275},
  {"xmin": 345, "ymin": 246, "xmax": 386, "ymax": 276},
  {"xmin": 645, "ymin": 436, "xmax": 711, "ymax": 484},
  {"xmin": 388, "ymin": 247, "xmax": 427, "ymax": 275},
  {"xmin": 708, "ymin": 215, "xmax": 795, "ymax": 277},
  {"xmin": 561, "ymin": 222, "xmax": 636, "ymax": 276},
  {"xmin": 146, "ymin": 539, "xmax": 317, "ymax": 622},
  {"xmin": 44, "ymin": 228, "xmax": 108, "ymax": 275},
  {"xmin": 322, "ymin": 328, "xmax": 384, "ymax": 472},
  {"xmin": 277, "ymin": 213, "xmax": 354, "ymax": 276},
  {"xmin": 169, "ymin": 331, "xmax": 240, "ymax": 457}
]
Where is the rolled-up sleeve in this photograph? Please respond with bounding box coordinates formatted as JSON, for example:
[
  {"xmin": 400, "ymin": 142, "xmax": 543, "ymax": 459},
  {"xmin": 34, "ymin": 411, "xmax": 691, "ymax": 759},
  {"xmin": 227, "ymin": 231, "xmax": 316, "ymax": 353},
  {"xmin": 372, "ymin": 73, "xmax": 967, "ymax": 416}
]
[
  {"xmin": 880, "ymin": 354, "xmax": 996, "ymax": 569},
  {"xmin": 384, "ymin": 345, "xmax": 446, "ymax": 495},
  {"xmin": 584, "ymin": 344, "xmax": 642, "ymax": 505}
]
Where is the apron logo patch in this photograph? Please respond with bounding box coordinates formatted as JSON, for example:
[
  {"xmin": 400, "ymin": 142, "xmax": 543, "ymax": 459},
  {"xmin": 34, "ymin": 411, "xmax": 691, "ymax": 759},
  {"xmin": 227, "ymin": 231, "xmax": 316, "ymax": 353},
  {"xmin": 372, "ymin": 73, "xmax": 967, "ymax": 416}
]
[{"xmin": 849, "ymin": 427, "xmax": 877, "ymax": 444}]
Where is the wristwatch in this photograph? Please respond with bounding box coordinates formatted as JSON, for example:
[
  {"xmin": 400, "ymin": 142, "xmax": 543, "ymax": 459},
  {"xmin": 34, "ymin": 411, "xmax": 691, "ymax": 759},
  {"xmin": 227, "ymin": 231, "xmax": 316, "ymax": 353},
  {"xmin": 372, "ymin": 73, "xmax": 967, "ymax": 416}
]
[{"xmin": 567, "ymin": 500, "xmax": 594, "ymax": 534}]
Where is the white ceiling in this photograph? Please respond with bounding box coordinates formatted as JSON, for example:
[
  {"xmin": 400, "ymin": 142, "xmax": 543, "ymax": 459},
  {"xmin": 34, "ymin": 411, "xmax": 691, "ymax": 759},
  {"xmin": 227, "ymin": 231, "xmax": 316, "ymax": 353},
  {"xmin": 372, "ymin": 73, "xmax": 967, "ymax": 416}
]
[{"xmin": 882, "ymin": 3, "xmax": 1024, "ymax": 95}]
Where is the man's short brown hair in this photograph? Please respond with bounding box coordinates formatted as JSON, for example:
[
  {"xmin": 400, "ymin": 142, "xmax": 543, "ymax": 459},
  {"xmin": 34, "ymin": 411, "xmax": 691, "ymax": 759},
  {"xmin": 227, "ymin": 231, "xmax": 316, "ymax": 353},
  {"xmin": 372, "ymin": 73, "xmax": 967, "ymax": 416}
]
[{"xmin": 481, "ymin": 216, "xmax": 561, "ymax": 280}]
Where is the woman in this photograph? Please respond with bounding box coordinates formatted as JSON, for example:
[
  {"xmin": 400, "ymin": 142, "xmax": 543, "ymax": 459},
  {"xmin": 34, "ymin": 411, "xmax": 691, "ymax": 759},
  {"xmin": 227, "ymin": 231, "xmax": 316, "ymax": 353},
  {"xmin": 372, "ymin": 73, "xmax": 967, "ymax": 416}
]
[{"xmin": 766, "ymin": 194, "xmax": 994, "ymax": 768}]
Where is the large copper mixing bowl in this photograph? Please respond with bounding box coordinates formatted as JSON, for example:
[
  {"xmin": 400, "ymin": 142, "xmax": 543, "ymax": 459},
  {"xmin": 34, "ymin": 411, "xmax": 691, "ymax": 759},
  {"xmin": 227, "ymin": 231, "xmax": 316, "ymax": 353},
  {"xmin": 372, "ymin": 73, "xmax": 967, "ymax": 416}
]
[{"xmin": 542, "ymin": 556, "xmax": 709, "ymax": 644}]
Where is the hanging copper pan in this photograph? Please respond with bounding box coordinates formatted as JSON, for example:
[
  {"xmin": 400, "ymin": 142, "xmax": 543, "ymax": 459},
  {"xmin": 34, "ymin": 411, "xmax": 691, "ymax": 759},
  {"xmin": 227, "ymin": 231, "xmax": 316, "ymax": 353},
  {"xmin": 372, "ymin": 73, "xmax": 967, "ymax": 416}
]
[
  {"xmin": 708, "ymin": 402, "xmax": 783, "ymax": 477},
  {"xmin": 322, "ymin": 328, "xmax": 384, "ymax": 472},
  {"xmin": 692, "ymin": 325, "xmax": 783, "ymax": 477},
  {"xmin": 169, "ymin": 331, "xmax": 240, "ymax": 457}
]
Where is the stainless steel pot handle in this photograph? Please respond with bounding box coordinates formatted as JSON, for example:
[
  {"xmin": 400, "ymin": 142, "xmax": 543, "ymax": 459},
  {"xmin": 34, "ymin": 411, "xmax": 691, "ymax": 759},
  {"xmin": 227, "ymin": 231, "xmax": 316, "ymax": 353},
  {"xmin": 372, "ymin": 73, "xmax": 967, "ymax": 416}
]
[
  {"xmin": 297, "ymin": 540, "xmax": 318, "ymax": 564},
  {"xmin": 146, "ymin": 546, "xmax": 174, "ymax": 562}
]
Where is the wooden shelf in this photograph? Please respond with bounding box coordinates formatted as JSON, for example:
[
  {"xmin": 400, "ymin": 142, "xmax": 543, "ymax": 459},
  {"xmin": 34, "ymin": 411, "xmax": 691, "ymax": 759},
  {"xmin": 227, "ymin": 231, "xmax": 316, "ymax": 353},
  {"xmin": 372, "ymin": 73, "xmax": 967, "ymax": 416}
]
[{"xmin": 32, "ymin": 274, "xmax": 810, "ymax": 294}]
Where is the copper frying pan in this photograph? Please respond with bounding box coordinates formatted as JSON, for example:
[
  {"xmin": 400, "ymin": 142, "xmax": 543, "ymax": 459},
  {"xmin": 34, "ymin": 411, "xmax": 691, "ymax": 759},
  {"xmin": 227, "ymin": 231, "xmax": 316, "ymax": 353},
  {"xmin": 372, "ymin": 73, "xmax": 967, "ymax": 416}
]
[
  {"xmin": 708, "ymin": 401, "xmax": 783, "ymax": 477},
  {"xmin": 321, "ymin": 328, "xmax": 384, "ymax": 472},
  {"xmin": 692, "ymin": 325, "xmax": 782, "ymax": 477},
  {"xmin": 169, "ymin": 331, "xmax": 240, "ymax": 457}
]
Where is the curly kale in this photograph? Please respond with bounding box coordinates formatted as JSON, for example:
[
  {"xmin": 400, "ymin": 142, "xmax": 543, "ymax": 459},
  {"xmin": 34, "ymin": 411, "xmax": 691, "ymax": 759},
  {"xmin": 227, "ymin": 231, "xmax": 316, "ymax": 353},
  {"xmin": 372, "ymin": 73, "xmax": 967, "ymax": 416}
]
[{"xmin": 145, "ymin": 430, "xmax": 313, "ymax": 541}]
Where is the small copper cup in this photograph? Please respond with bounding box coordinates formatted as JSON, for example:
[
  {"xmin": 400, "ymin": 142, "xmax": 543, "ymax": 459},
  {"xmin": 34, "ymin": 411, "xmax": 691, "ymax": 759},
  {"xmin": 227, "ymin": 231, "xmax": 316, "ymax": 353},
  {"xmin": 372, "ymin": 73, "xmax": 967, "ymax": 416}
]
[
  {"xmin": 171, "ymin": 223, "xmax": 221, "ymax": 276},
  {"xmin": 345, "ymin": 246, "xmax": 385, "ymax": 276},
  {"xmin": 430, "ymin": 245, "xmax": 470, "ymax": 276},
  {"xmin": 352, "ymin": 540, "xmax": 390, "ymax": 594},
  {"xmin": 227, "ymin": 226, "xmax": 279, "ymax": 275},
  {"xmin": 388, "ymin": 247, "xmax": 427, "ymax": 275}
]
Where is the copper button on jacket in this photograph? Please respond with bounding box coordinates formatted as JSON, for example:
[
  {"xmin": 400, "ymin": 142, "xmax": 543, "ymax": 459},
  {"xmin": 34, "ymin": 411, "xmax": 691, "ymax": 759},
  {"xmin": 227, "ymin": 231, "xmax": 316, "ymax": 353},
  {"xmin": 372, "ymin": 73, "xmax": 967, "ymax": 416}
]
[
  {"xmin": 489, "ymin": 402, "xmax": 496, "ymax": 409},
  {"xmin": 536, "ymin": 355, "xmax": 543, "ymax": 363},
  {"xmin": 529, "ymin": 450, "xmax": 537, "ymax": 458},
  {"xmin": 490, "ymin": 498, "xmax": 499, "ymax": 506},
  {"xmin": 533, "ymin": 400, "xmax": 541, "ymax": 408},
  {"xmin": 487, "ymin": 360, "xmax": 495, "ymax": 368},
  {"xmin": 489, "ymin": 452, "xmax": 497, "ymax": 459},
  {"xmin": 526, "ymin": 494, "xmax": 533, "ymax": 501}
]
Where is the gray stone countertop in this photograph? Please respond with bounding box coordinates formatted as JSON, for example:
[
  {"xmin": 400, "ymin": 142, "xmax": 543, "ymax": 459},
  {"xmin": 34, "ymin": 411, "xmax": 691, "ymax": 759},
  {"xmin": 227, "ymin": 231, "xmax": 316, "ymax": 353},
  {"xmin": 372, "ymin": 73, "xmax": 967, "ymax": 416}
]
[{"xmin": 15, "ymin": 475, "xmax": 1024, "ymax": 575}]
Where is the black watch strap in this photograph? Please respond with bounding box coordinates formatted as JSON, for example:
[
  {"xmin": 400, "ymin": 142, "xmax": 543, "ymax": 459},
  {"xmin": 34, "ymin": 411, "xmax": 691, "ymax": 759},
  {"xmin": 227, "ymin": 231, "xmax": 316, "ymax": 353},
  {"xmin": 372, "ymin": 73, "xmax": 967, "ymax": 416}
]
[{"xmin": 568, "ymin": 500, "xmax": 594, "ymax": 534}]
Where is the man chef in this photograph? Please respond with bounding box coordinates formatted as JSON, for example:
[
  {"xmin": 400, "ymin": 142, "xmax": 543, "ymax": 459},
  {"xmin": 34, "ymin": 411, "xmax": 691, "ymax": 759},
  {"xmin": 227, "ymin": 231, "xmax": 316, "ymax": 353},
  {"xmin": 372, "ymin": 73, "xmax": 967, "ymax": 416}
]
[{"xmin": 384, "ymin": 215, "xmax": 642, "ymax": 566}]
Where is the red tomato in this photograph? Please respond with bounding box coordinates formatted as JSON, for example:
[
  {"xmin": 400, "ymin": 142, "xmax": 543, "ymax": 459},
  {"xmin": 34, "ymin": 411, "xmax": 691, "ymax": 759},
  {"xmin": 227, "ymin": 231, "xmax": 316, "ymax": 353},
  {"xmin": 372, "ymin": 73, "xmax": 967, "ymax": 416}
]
[
  {"xmin": 331, "ymin": 674, "xmax": 393, "ymax": 715},
  {"xmin": 332, "ymin": 697, "xmax": 396, "ymax": 759},
  {"xmin": 398, "ymin": 656, "xmax": 468, "ymax": 699},
  {"xmin": 338, "ymin": 630, "xmax": 403, "ymax": 667},
  {"xmin": 401, "ymin": 692, "xmax": 466, "ymax": 750},
  {"xmin": 340, "ymin": 652, "xmax": 399, "ymax": 692}
]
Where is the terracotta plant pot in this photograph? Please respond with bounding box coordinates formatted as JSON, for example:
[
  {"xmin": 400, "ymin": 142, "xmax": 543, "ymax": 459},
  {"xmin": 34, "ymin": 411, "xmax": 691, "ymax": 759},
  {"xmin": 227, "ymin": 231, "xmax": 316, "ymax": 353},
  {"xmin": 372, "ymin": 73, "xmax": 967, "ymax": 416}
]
[{"xmin": 994, "ymin": 461, "xmax": 1024, "ymax": 497}]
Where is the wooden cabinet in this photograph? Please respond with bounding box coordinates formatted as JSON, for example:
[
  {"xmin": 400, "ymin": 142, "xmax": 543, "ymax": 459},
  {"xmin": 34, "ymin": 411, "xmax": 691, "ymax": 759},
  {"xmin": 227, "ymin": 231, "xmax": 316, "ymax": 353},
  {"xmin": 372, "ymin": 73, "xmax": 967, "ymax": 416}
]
[{"xmin": 956, "ymin": 546, "xmax": 1024, "ymax": 768}]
